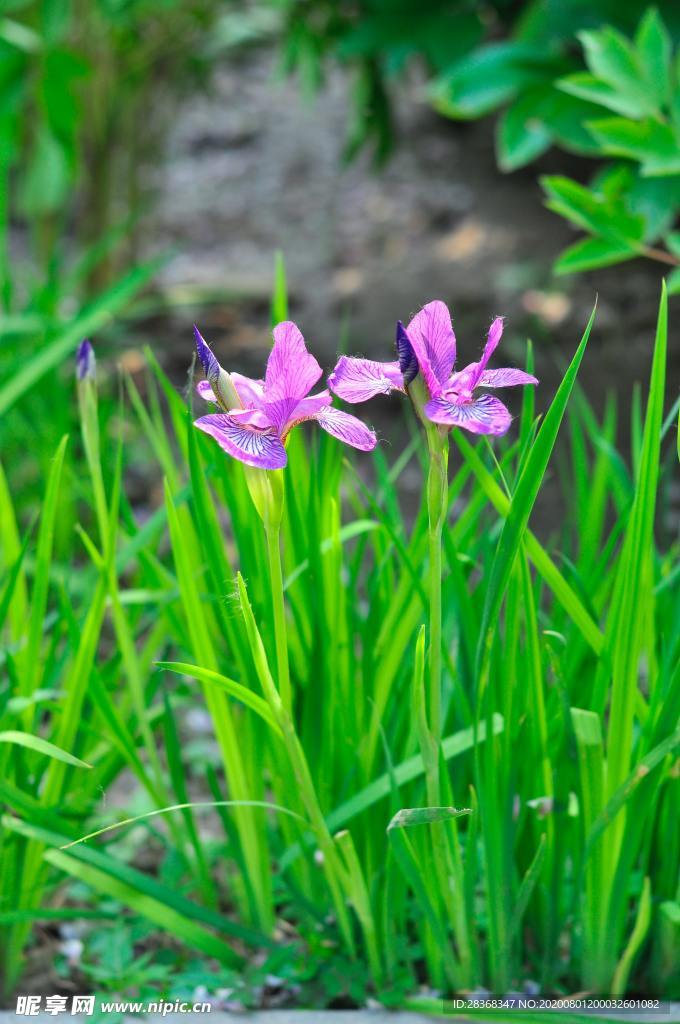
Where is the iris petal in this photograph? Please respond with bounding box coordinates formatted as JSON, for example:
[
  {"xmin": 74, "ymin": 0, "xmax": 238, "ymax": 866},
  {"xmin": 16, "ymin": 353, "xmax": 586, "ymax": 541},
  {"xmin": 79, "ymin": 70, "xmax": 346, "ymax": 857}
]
[
  {"xmin": 229, "ymin": 408, "xmax": 271, "ymax": 429},
  {"xmin": 395, "ymin": 321, "xmax": 418, "ymax": 385},
  {"xmin": 404, "ymin": 300, "xmax": 456, "ymax": 397},
  {"xmin": 315, "ymin": 407, "xmax": 378, "ymax": 451},
  {"xmin": 328, "ymin": 356, "xmax": 404, "ymax": 403},
  {"xmin": 232, "ymin": 372, "xmax": 265, "ymax": 407},
  {"xmin": 196, "ymin": 380, "xmax": 217, "ymax": 403},
  {"xmin": 195, "ymin": 414, "xmax": 287, "ymax": 469},
  {"xmin": 470, "ymin": 317, "xmax": 504, "ymax": 387},
  {"xmin": 194, "ymin": 326, "xmax": 221, "ymax": 382},
  {"xmin": 193, "ymin": 327, "xmax": 242, "ymax": 410},
  {"xmin": 478, "ymin": 367, "xmax": 538, "ymax": 388},
  {"xmin": 282, "ymin": 390, "xmax": 333, "ymax": 436},
  {"xmin": 263, "ymin": 322, "xmax": 323, "ymax": 431},
  {"xmin": 424, "ymin": 393, "xmax": 512, "ymax": 435}
]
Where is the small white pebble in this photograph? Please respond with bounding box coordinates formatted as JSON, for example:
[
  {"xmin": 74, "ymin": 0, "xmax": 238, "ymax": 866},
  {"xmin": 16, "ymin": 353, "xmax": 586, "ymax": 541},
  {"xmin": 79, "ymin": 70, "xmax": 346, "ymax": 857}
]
[
  {"xmin": 186, "ymin": 709, "xmax": 214, "ymax": 734},
  {"xmin": 59, "ymin": 938, "xmax": 83, "ymax": 965}
]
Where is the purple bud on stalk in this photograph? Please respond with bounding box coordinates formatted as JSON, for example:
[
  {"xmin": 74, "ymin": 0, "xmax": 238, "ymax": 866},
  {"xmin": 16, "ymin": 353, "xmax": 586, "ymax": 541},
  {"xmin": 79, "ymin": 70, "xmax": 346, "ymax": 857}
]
[
  {"xmin": 76, "ymin": 339, "xmax": 96, "ymax": 382},
  {"xmin": 395, "ymin": 320, "xmax": 418, "ymax": 385}
]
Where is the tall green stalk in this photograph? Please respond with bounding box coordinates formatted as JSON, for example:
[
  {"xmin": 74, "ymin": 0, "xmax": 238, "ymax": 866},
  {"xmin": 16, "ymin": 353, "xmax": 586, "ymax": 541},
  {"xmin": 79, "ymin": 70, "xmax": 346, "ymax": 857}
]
[
  {"xmin": 419, "ymin": 421, "xmax": 473, "ymax": 986},
  {"xmin": 241, "ymin": 458, "xmax": 292, "ymax": 713},
  {"xmin": 236, "ymin": 571, "xmax": 356, "ymax": 955},
  {"xmin": 264, "ymin": 505, "xmax": 291, "ymax": 713},
  {"xmin": 77, "ymin": 353, "xmax": 167, "ymax": 797},
  {"xmin": 426, "ymin": 429, "xmax": 449, "ymax": 766}
]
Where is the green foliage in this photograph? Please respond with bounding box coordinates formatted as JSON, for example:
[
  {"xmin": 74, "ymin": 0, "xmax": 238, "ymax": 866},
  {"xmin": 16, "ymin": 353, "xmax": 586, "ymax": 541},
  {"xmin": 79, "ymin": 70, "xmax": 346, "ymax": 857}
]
[
  {"xmin": 544, "ymin": 12, "xmax": 680, "ymax": 276},
  {"xmin": 434, "ymin": 7, "xmax": 680, "ymax": 274},
  {"xmin": 0, "ymin": 0, "xmax": 224, "ymax": 284},
  {"xmin": 277, "ymin": 0, "xmax": 504, "ymax": 163},
  {"xmin": 0, "ymin": 0, "xmax": 226, "ymax": 534},
  {"xmin": 278, "ymin": 2, "xmax": 680, "ymax": 276}
]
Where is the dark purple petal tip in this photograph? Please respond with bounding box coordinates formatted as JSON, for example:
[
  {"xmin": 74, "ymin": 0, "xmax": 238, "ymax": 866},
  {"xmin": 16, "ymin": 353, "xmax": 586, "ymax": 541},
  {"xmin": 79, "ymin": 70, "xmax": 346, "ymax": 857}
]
[
  {"xmin": 76, "ymin": 339, "xmax": 95, "ymax": 381},
  {"xmin": 395, "ymin": 321, "xmax": 418, "ymax": 386},
  {"xmin": 193, "ymin": 325, "xmax": 219, "ymax": 380}
]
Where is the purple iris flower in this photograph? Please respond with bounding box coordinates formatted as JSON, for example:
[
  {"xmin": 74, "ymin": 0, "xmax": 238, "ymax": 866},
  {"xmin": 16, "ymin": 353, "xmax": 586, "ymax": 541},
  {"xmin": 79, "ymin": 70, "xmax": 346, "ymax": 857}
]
[
  {"xmin": 328, "ymin": 300, "xmax": 537, "ymax": 436},
  {"xmin": 76, "ymin": 339, "xmax": 96, "ymax": 381},
  {"xmin": 193, "ymin": 321, "xmax": 377, "ymax": 470}
]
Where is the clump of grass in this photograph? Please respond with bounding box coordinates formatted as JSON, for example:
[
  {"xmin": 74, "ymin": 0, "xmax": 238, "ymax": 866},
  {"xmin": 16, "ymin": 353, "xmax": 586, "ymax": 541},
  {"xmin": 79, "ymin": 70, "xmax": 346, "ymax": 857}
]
[{"xmin": 1, "ymin": 276, "xmax": 677, "ymax": 1006}]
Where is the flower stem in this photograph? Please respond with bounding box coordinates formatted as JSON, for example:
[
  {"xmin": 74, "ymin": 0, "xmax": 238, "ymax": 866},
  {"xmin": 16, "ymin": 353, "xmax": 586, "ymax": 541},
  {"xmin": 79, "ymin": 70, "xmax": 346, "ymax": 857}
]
[
  {"xmin": 237, "ymin": 571, "xmax": 356, "ymax": 956},
  {"xmin": 79, "ymin": 379, "xmax": 167, "ymax": 801},
  {"xmin": 426, "ymin": 432, "xmax": 449, "ymax": 766},
  {"xmin": 265, "ymin": 520, "xmax": 292, "ymax": 714},
  {"xmin": 425, "ymin": 430, "xmax": 474, "ymax": 987}
]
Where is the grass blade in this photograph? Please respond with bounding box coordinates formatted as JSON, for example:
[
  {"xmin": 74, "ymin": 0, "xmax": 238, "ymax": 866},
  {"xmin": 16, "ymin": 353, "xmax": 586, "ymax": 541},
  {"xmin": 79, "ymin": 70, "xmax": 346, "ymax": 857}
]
[
  {"xmin": 475, "ymin": 304, "xmax": 596, "ymax": 687},
  {"xmin": 0, "ymin": 258, "xmax": 164, "ymax": 416},
  {"xmin": 0, "ymin": 732, "xmax": 90, "ymax": 768},
  {"xmin": 157, "ymin": 661, "xmax": 282, "ymax": 735}
]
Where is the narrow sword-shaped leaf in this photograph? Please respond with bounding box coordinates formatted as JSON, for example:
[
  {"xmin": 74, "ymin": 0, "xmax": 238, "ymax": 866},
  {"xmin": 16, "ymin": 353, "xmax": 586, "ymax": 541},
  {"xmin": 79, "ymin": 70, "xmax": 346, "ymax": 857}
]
[
  {"xmin": 0, "ymin": 257, "xmax": 165, "ymax": 416},
  {"xmin": 387, "ymin": 806, "xmax": 472, "ymax": 830},
  {"xmin": 0, "ymin": 732, "xmax": 90, "ymax": 768},
  {"xmin": 157, "ymin": 662, "xmax": 282, "ymax": 735},
  {"xmin": 475, "ymin": 304, "xmax": 596, "ymax": 690}
]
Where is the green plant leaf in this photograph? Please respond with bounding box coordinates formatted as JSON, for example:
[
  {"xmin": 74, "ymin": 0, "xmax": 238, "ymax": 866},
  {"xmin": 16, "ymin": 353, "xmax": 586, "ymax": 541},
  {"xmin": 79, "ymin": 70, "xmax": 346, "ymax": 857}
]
[
  {"xmin": 20, "ymin": 435, "xmax": 68, "ymax": 712},
  {"xmin": 1, "ymin": 814, "xmax": 269, "ymax": 951},
  {"xmin": 475, "ymin": 305, "xmax": 595, "ymax": 687},
  {"xmin": 541, "ymin": 175, "xmax": 645, "ymax": 243},
  {"xmin": 559, "ymin": 72, "xmax": 649, "ymax": 120},
  {"xmin": 0, "ymin": 257, "xmax": 165, "ymax": 416},
  {"xmin": 611, "ymin": 876, "xmax": 651, "ymax": 996},
  {"xmin": 554, "ymin": 235, "xmax": 637, "ymax": 274},
  {"xmin": 579, "ymin": 27, "xmax": 657, "ymax": 117},
  {"xmin": 387, "ymin": 806, "xmax": 472, "ymax": 830},
  {"xmin": 157, "ymin": 661, "xmax": 282, "ymax": 735},
  {"xmin": 667, "ymin": 267, "xmax": 680, "ymax": 295},
  {"xmin": 329, "ymin": 715, "xmax": 503, "ymax": 832},
  {"xmin": 0, "ymin": 17, "xmax": 41, "ymax": 53},
  {"xmin": 430, "ymin": 43, "xmax": 559, "ymax": 120},
  {"xmin": 603, "ymin": 284, "xmax": 667, "ymax": 796},
  {"xmin": 512, "ymin": 833, "xmax": 547, "ymax": 939},
  {"xmin": 271, "ymin": 249, "xmax": 288, "ymax": 324},
  {"xmin": 0, "ymin": 731, "xmax": 90, "ymax": 768},
  {"xmin": 586, "ymin": 117, "xmax": 680, "ymax": 176},
  {"xmin": 496, "ymin": 90, "xmax": 552, "ymax": 171},
  {"xmin": 45, "ymin": 849, "xmax": 242, "ymax": 967},
  {"xmin": 20, "ymin": 127, "xmax": 69, "ymax": 215},
  {"xmin": 454, "ymin": 432, "xmax": 604, "ymax": 654},
  {"xmin": 586, "ymin": 727, "xmax": 680, "ymax": 860},
  {"xmin": 635, "ymin": 9, "xmax": 672, "ymax": 108},
  {"xmin": 59, "ymin": 799, "xmax": 306, "ymax": 849}
]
